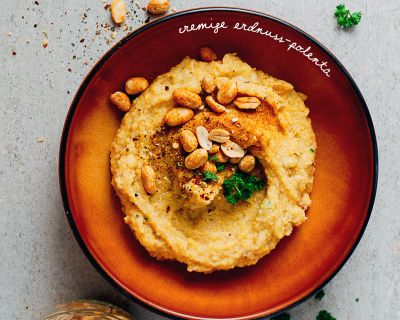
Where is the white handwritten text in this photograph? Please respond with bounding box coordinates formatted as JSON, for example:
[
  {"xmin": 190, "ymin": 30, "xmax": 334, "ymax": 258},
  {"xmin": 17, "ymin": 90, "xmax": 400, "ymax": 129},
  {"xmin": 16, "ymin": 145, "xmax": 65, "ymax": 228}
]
[
  {"xmin": 177, "ymin": 20, "xmax": 331, "ymax": 77},
  {"xmin": 178, "ymin": 21, "xmax": 228, "ymax": 34}
]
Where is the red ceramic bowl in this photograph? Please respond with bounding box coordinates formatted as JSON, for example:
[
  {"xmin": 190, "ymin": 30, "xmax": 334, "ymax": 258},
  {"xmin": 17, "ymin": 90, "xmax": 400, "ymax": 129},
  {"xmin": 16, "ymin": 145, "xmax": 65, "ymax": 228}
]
[{"xmin": 59, "ymin": 8, "xmax": 378, "ymax": 319}]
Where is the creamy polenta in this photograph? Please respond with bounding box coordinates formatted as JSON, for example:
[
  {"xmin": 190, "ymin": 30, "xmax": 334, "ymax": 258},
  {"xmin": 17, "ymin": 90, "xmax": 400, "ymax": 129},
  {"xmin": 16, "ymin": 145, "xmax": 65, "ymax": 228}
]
[{"xmin": 110, "ymin": 53, "xmax": 316, "ymax": 272}]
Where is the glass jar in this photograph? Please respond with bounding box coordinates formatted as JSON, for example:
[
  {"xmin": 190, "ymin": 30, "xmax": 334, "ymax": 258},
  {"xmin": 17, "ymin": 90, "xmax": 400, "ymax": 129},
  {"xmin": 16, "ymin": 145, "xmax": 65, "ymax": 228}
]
[{"xmin": 42, "ymin": 300, "xmax": 134, "ymax": 320}]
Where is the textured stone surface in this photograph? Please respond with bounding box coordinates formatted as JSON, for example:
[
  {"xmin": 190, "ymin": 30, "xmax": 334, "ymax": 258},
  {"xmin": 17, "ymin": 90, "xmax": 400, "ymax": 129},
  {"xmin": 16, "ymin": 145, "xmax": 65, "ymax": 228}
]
[{"xmin": 0, "ymin": 0, "xmax": 399, "ymax": 319}]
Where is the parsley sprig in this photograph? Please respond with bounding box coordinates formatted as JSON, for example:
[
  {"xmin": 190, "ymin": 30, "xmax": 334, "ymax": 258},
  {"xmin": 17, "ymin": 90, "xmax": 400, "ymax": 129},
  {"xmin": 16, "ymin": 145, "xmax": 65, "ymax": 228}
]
[
  {"xmin": 315, "ymin": 290, "xmax": 325, "ymax": 301},
  {"xmin": 202, "ymin": 171, "xmax": 218, "ymax": 182},
  {"xmin": 335, "ymin": 4, "xmax": 362, "ymax": 29},
  {"xmin": 222, "ymin": 172, "xmax": 265, "ymax": 205},
  {"xmin": 216, "ymin": 162, "xmax": 225, "ymax": 171},
  {"xmin": 316, "ymin": 310, "xmax": 336, "ymax": 320},
  {"xmin": 209, "ymin": 154, "xmax": 225, "ymax": 171}
]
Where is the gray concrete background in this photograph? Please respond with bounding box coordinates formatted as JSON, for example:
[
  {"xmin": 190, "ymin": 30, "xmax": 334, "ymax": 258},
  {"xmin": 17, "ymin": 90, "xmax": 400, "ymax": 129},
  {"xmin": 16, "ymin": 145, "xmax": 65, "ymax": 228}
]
[{"xmin": 0, "ymin": 0, "xmax": 399, "ymax": 319}]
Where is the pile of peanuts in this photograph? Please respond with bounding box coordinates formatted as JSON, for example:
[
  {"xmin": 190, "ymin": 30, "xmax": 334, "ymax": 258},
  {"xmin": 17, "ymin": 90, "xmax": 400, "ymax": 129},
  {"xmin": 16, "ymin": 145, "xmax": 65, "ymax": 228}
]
[
  {"xmin": 177, "ymin": 125, "xmax": 256, "ymax": 174},
  {"xmin": 141, "ymin": 126, "xmax": 257, "ymax": 194},
  {"xmin": 110, "ymin": 46, "xmax": 261, "ymax": 194},
  {"xmin": 161, "ymin": 47, "xmax": 260, "ymax": 183},
  {"xmin": 163, "ymin": 47, "xmax": 261, "ymax": 127},
  {"xmin": 164, "ymin": 77, "xmax": 261, "ymax": 128}
]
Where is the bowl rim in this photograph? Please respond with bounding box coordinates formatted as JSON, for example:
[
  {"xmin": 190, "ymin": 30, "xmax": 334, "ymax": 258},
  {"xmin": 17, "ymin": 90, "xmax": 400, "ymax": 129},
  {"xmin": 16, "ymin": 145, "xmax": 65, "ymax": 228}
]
[{"xmin": 58, "ymin": 7, "xmax": 378, "ymax": 320}]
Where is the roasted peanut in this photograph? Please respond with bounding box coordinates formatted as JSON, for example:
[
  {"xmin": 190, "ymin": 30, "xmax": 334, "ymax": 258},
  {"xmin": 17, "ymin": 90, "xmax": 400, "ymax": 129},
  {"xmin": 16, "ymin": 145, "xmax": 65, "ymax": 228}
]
[
  {"xmin": 179, "ymin": 130, "xmax": 198, "ymax": 153},
  {"xmin": 238, "ymin": 155, "xmax": 256, "ymax": 173},
  {"xmin": 146, "ymin": 0, "xmax": 170, "ymax": 15},
  {"xmin": 201, "ymin": 74, "xmax": 216, "ymax": 93},
  {"xmin": 185, "ymin": 149, "xmax": 208, "ymax": 170},
  {"xmin": 217, "ymin": 81, "xmax": 238, "ymax": 105},
  {"xmin": 205, "ymin": 95, "xmax": 226, "ymax": 113},
  {"xmin": 209, "ymin": 129, "xmax": 230, "ymax": 143},
  {"xmin": 196, "ymin": 126, "xmax": 212, "ymax": 150},
  {"xmin": 221, "ymin": 140, "xmax": 245, "ymax": 158},
  {"xmin": 216, "ymin": 77, "xmax": 229, "ymax": 90},
  {"xmin": 198, "ymin": 46, "xmax": 217, "ymax": 62},
  {"xmin": 110, "ymin": 91, "xmax": 131, "ymax": 112},
  {"xmin": 172, "ymin": 88, "xmax": 202, "ymax": 109},
  {"xmin": 200, "ymin": 161, "xmax": 217, "ymax": 174},
  {"xmin": 110, "ymin": 0, "xmax": 126, "ymax": 24},
  {"xmin": 298, "ymin": 92, "xmax": 308, "ymax": 101},
  {"xmin": 164, "ymin": 107, "xmax": 194, "ymax": 126},
  {"xmin": 125, "ymin": 77, "xmax": 149, "ymax": 95},
  {"xmin": 234, "ymin": 96, "xmax": 261, "ymax": 110},
  {"xmin": 214, "ymin": 149, "xmax": 229, "ymax": 163},
  {"xmin": 141, "ymin": 165, "xmax": 157, "ymax": 194},
  {"xmin": 208, "ymin": 144, "xmax": 220, "ymax": 154}
]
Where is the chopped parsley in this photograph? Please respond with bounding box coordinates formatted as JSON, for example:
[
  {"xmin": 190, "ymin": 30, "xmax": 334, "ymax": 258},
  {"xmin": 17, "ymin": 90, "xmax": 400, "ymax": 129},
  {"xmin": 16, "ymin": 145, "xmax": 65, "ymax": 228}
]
[
  {"xmin": 316, "ymin": 310, "xmax": 336, "ymax": 320},
  {"xmin": 222, "ymin": 171, "xmax": 265, "ymax": 205},
  {"xmin": 355, "ymin": 297, "xmax": 359, "ymax": 302},
  {"xmin": 335, "ymin": 4, "xmax": 362, "ymax": 29},
  {"xmin": 315, "ymin": 290, "xmax": 325, "ymax": 301},
  {"xmin": 209, "ymin": 155, "xmax": 226, "ymax": 172},
  {"xmin": 271, "ymin": 312, "xmax": 290, "ymax": 320},
  {"xmin": 310, "ymin": 148, "xmax": 315, "ymax": 153},
  {"xmin": 202, "ymin": 171, "xmax": 218, "ymax": 182}
]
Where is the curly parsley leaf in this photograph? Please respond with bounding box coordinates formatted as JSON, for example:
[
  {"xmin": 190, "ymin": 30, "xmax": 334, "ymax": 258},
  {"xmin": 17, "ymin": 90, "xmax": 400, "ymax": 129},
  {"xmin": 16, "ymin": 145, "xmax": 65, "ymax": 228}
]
[
  {"xmin": 222, "ymin": 171, "xmax": 265, "ymax": 205},
  {"xmin": 271, "ymin": 312, "xmax": 290, "ymax": 320},
  {"xmin": 202, "ymin": 171, "xmax": 218, "ymax": 182},
  {"xmin": 316, "ymin": 310, "xmax": 336, "ymax": 320},
  {"xmin": 209, "ymin": 155, "xmax": 226, "ymax": 171},
  {"xmin": 216, "ymin": 162, "xmax": 225, "ymax": 172},
  {"xmin": 315, "ymin": 290, "xmax": 325, "ymax": 301},
  {"xmin": 335, "ymin": 4, "xmax": 362, "ymax": 29}
]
